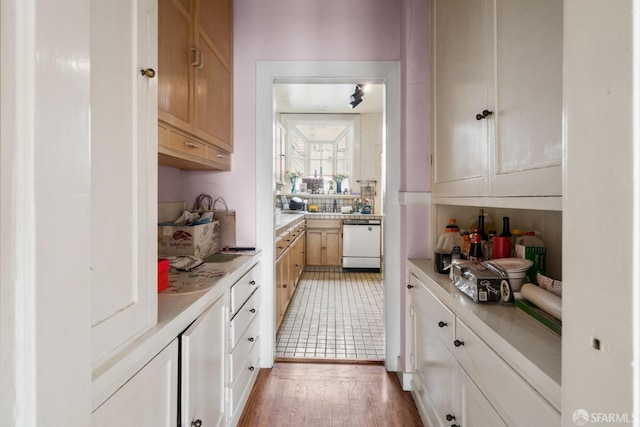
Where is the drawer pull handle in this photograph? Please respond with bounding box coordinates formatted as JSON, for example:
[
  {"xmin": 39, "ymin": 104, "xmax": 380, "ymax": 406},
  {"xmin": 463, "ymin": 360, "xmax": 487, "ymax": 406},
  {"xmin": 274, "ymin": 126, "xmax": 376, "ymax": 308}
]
[
  {"xmin": 438, "ymin": 321, "xmax": 447, "ymax": 328},
  {"xmin": 475, "ymin": 109, "xmax": 493, "ymax": 120},
  {"xmin": 283, "ymin": 284, "xmax": 287, "ymax": 289},
  {"xmin": 248, "ymin": 366, "xmax": 255, "ymax": 371},
  {"xmin": 406, "ymin": 284, "xmax": 414, "ymax": 289},
  {"xmin": 295, "ymin": 263, "xmax": 300, "ymax": 267},
  {"xmin": 454, "ymin": 339, "xmax": 465, "ymax": 347},
  {"xmin": 446, "ymin": 414, "xmax": 456, "ymax": 421},
  {"xmin": 278, "ymin": 246, "xmax": 284, "ymax": 249},
  {"xmin": 185, "ymin": 141, "xmax": 199, "ymax": 148},
  {"xmin": 248, "ymin": 337, "xmax": 255, "ymax": 342},
  {"xmin": 216, "ymin": 154, "xmax": 227, "ymax": 159},
  {"xmin": 191, "ymin": 420, "xmax": 202, "ymax": 427},
  {"xmin": 249, "ymin": 280, "xmax": 256, "ymax": 286},
  {"xmin": 451, "ymin": 424, "xmax": 460, "ymax": 427},
  {"xmin": 250, "ymin": 308, "xmax": 256, "ymax": 313}
]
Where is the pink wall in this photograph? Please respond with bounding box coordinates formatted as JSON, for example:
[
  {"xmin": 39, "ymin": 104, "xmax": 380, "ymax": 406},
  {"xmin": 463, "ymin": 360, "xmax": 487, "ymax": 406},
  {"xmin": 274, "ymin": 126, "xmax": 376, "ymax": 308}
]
[{"xmin": 157, "ymin": 0, "xmax": 432, "ymax": 371}]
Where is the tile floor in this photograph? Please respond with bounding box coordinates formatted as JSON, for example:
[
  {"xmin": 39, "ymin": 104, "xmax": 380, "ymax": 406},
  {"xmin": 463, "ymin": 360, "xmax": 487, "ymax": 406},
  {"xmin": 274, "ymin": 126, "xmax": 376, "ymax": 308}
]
[{"xmin": 276, "ymin": 268, "xmax": 385, "ymax": 360}]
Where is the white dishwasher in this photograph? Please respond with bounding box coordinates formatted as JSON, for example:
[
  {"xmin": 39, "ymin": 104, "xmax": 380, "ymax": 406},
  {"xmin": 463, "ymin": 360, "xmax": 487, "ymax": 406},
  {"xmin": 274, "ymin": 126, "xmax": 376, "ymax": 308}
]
[{"xmin": 342, "ymin": 219, "xmax": 381, "ymax": 270}]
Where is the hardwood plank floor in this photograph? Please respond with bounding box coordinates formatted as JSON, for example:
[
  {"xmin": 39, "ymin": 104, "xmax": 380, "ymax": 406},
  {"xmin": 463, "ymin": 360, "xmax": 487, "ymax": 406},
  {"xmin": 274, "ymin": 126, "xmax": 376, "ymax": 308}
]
[{"xmin": 237, "ymin": 362, "xmax": 423, "ymax": 426}]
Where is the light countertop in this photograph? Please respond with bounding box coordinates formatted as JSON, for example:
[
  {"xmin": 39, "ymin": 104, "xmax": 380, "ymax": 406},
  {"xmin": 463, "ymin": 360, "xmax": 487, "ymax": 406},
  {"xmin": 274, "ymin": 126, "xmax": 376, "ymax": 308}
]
[
  {"xmin": 275, "ymin": 210, "xmax": 383, "ymax": 235},
  {"xmin": 408, "ymin": 258, "xmax": 561, "ymax": 411},
  {"xmin": 92, "ymin": 251, "xmax": 261, "ymax": 410}
]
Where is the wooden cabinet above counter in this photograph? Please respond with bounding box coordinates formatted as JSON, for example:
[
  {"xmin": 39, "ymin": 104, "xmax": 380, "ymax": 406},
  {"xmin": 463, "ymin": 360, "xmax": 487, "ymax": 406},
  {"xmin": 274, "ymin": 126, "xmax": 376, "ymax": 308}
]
[{"xmin": 157, "ymin": 0, "xmax": 233, "ymax": 171}]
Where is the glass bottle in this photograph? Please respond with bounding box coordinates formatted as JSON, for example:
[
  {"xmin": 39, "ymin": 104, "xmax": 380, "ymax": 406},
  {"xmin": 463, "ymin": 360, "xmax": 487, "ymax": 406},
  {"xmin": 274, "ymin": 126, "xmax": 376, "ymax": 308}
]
[
  {"xmin": 469, "ymin": 228, "xmax": 483, "ymax": 262},
  {"xmin": 500, "ymin": 216, "xmax": 512, "ymax": 237},
  {"xmin": 478, "ymin": 209, "xmax": 488, "ymax": 241},
  {"xmin": 483, "ymin": 231, "xmax": 496, "ymax": 260}
]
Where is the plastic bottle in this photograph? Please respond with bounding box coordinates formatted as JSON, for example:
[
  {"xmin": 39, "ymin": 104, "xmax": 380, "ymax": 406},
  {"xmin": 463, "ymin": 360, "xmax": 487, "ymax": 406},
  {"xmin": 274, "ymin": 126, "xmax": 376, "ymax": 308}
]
[
  {"xmin": 461, "ymin": 231, "xmax": 471, "ymax": 259},
  {"xmin": 483, "ymin": 231, "xmax": 497, "ymax": 260},
  {"xmin": 510, "ymin": 228, "xmax": 522, "ymax": 257},
  {"xmin": 515, "ymin": 231, "xmax": 546, "ymax": 281},
  {"xmin": 434, "ymin": 219, "xmax": 465, "ymax": 273}
]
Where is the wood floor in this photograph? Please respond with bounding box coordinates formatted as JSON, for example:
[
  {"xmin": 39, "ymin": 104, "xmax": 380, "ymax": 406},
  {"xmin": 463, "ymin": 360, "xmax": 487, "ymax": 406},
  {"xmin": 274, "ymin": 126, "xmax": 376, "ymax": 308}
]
[{"xmin": 237, "ymin": 362, "xmax": 423, "ymax": 426}]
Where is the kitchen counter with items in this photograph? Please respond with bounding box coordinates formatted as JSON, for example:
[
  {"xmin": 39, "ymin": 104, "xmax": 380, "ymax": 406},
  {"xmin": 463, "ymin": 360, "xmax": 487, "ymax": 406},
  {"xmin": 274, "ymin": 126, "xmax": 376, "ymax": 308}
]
[
  {"xmin": 92, "ymin": 250, "xmax": 261, "ymax": 420},
  {"xmin": 408, "ymin": 258, "xmax": 561, "ymax": 424},
  {"xmin": 275, "ymin": 210, "xmax": 383, "ymax": 235}
]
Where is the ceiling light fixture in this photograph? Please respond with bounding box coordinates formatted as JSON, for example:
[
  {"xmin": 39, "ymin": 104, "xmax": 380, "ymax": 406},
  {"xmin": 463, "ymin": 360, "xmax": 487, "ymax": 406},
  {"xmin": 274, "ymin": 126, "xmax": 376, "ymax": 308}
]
[{"xmin": 349, "ymin": 84, "xmax": 365, "ymax": 109}]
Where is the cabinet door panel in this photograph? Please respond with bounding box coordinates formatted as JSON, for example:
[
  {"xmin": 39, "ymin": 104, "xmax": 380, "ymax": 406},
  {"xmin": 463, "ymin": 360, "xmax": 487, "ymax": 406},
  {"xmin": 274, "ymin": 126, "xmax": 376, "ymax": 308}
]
[
  {"xmin": 433, "ymin": 0, "xmax": 493, "ymax": 195},
  {"xmin": 325, "ymin": 230, "xmax": 342, "ymax": 266},
  {"xmin": 91, "ymin": 0, "xmax": 157, "ymax": 367},
  {"xmin": 197, "ymin": 0, "xmax": 232, "ymax": 64},
  {"xmin": 458, "ymin": 367, "xmax": 507, "ymax": 427},
  {"xmin": 492, "ymin": 0, "xmax": 563, "ymax": 196},
  {"xmin": 306, "ymin": 230, "xmax": 323, "ymax": 266},
  {"xmin": 158, "ymin": 0, "xmax": 193, "ymax": 126},
  {"xmin": 181, "ymin": 296, "xmax": 226, "ymax": 427},
  {"xmin": 92, "ymin": 340, "xmax": 178, "ymax": 427},
  {"xmin": 194, "ymin": 34, "xmax": 232, "ymax": 152}
]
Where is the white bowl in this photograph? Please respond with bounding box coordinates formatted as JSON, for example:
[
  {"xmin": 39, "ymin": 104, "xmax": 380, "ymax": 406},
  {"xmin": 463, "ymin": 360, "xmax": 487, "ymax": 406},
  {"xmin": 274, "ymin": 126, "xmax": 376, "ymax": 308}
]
[
  {"xmin": 505, "ymin": 270, "xmax": 527, "ymax": 291},
  {"xmin": 491, "ymin": 257, "xmax": 533, "ymax": 273}
]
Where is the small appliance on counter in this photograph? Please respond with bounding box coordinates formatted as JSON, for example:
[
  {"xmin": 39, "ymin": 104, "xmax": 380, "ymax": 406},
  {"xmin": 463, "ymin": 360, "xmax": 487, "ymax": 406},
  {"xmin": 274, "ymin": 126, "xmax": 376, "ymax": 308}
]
[{"xmin": 452, "ymin": 260, "xmax": 514, "ymax": 304}]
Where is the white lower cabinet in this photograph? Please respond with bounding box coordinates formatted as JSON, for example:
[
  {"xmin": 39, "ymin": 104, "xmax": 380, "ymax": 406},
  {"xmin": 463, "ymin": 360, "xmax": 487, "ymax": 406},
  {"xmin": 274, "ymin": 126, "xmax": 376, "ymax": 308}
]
[
  {"xmin": 227, "ymin": 265, "xmax": 262, "ymax": 425},
  {"xmin": 181, "ymin": 295, "xmax": 227, "ymax": 427},
  {"xmin": 409, "ymin": 273, "xmax": 559, "ymax": 426},
  {"xmin": 92, "ymin": 340, "xmax": 178, "ymax": 427}
]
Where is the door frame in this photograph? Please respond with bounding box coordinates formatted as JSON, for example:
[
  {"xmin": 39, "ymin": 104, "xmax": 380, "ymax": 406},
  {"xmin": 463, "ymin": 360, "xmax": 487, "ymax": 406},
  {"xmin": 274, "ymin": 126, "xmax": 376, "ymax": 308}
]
[{"xmin": 255, "ymin": 61, "xmax": 401, "ymax": 371}]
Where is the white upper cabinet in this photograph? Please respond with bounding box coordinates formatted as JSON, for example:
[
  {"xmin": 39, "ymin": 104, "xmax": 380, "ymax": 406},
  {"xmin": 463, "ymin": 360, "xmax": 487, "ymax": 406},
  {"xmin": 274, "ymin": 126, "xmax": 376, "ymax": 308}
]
[
  {"xmin": 90, "ymin": 0, "xmax": 158, "ymax": 368},
  {"xmin": 432, "ymin": 0, "xmax": 563, "ymax": 200}
]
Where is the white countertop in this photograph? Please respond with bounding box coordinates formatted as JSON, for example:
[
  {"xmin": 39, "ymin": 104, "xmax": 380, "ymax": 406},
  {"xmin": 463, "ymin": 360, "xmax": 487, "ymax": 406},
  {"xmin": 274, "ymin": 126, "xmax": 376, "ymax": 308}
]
[
  {"xmin": 92, "ymin": 251, "xmax": 261, "ymax": 410},
  {"xmin": 408, "ymin": 258, "xmax": 561, "ymax": 411}
]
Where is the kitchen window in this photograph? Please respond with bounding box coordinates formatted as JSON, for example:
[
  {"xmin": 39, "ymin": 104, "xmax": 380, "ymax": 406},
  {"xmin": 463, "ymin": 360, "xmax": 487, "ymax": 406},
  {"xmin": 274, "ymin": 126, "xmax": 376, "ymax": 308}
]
[{"xmin": 281, "ymin": 114, "xmax": 357, "ymax": 189}]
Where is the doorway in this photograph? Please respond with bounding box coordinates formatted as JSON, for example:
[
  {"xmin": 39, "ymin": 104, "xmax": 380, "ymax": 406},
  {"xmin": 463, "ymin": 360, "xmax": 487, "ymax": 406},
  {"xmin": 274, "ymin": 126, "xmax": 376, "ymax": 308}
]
[{"xmin": 255, "ymin": 61, "xmax": 401, "ymax": 371}]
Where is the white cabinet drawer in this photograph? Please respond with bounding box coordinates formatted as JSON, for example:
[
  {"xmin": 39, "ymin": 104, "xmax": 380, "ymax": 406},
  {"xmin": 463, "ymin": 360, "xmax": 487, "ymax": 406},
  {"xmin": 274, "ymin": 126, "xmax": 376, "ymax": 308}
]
[
  {"xmin": 453, "ymin": 319, "xmax": 560, "ymax": 426},
  {"xmin": 229, "ymin": 288, "xmax": 261, "ymax": 349},
  {"xmin": 228, "ymin": 316, "xmax": 260, "ymax": 384},
  {"xmin": 230, "ymin": 264, "xmax": 260, "ymax": 316},
  {"xmin": 411, "ymin": 274, "xmax": 455, "ymax": 347},
  {"xmin": 228, "ymin": 338, "xmax": 260, "ymax": 417}
]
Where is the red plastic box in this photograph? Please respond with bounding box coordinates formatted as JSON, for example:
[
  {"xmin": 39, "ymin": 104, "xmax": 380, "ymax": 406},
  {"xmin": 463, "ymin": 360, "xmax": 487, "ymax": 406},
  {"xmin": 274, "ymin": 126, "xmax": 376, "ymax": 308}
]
[{"xmin": 158, "ymin": 259, "xmax": 170, "ymax": 293}]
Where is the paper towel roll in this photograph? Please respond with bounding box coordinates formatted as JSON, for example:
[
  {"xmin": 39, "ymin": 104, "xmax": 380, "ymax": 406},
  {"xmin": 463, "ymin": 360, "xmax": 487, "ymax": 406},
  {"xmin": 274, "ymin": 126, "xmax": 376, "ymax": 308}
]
[{"xmin": 520, "ymin": 283, "xmax": 562, "ymax": 320}]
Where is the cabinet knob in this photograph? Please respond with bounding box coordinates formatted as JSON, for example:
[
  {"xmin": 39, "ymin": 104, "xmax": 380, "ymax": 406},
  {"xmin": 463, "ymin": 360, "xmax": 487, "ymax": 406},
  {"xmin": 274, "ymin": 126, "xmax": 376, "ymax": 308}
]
[
  {"xmin": 191, "ymin": 420, "xmax": 202, "ymax": 427},
  {"xmin": 475, "ymin": 109, "xmax": 493, "ymax": 120},
  {"xmin": 249, "ymin": 280, "xmax": 256, "ymax": 286},
  {"xmin": 248, "ymin": 366, "xmax": 255, "ymax": 371},
  {"xmin": 446, "ymin": 414, "xmax": 456, "ymax": 421},
  {"xmin": 438, "ymin": 321, "xmax": 447, "ymax": 328},
  {"xmin": 250, "ymin": 308, "xmax": 256, "ymax": 313},
  {"xmin": 406, "ymin": 284, "xmax": 414, "ymax": 289},
  {"xmin": 140, "ymin": 68, "xmax": 156, "ymax": 78},
  {"xmin": 283, "ymin": 284, "xmax": 287, "ymax": 288},
  {"xmin": 248, "ymin": 337, "xmax": 255, "ymax": 342},
  {"xmin": 451, "ymin": 425, "xmax": 460, "ymax": 427},
  {"xmin": 454, "ymin": 339, "xmax": 465, "ymax": 347},
  {"xmin": 184, "ymin": 141, "xmax": 199, "ymax": 148}
]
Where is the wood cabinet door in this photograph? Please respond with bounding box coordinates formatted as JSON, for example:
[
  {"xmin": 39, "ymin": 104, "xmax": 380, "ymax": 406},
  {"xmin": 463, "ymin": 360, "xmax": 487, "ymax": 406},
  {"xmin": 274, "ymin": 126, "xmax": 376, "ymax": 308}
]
[
  {"xmin": 432, "ymin": 0, "xmax": 493, "ymax": 197},
  {"xmin": 181, "ymin": 296, "xmax": 226, "ymax": 427},
  {"xmin": 193, "ymin": 0, "xmax": 233, "ymax": 152},
  {"xmin": 325, "ymin": 229, "xmax": 342, "ymax": 266},
  {"xmin": 306, "ymin": 229, "xmax": 324, "ymax": 266},
  {"xmin": 158, "ymin": 0, "xmax": 193, "ymax": 129},
  {"xmin": 90, "ymin": 0, "xmax": 157, "ymax": 368},
  {"xmin": 92, "ymin": 340, "xmax": 178, "ymax": 427}
]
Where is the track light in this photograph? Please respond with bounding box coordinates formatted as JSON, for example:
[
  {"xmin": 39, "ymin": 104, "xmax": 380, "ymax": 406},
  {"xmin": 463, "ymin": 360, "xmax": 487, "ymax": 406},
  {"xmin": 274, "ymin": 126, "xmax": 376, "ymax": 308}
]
[{"xmin": 349, "ymin": 84, "xmax": 365, "ymax": 109}]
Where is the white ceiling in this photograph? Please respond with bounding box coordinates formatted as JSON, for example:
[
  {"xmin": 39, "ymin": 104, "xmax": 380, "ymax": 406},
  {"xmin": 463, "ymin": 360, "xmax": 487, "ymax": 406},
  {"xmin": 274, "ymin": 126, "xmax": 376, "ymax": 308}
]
[{"xmin": 275, "ymin": 83, "xmax": 383, "ymax": 114}]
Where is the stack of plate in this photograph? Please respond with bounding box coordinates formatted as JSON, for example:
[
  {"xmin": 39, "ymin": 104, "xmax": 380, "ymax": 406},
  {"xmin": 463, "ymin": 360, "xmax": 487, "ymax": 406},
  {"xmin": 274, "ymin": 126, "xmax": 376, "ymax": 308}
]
[{"xmin": 490, "ymin": 258, "xmax": 533, "ymax": 291}]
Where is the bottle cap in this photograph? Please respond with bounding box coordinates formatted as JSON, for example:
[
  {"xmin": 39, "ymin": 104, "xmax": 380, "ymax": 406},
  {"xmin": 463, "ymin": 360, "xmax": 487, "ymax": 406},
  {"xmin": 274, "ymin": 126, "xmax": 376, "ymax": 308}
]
[
  {"xmin": 524, "ymin": 231, "xmax": 535, "ymax": 236},
  {"xmin": 512, "ymin": 228, "xmax": 522, "ymax": 234}
]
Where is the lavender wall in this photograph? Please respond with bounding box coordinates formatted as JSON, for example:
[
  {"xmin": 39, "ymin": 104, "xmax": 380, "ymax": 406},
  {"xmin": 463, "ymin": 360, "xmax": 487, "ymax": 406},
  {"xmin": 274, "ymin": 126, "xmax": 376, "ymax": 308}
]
[{"xmin": 158, "ymin": 0, "xmax": 432, "ymax": 372}]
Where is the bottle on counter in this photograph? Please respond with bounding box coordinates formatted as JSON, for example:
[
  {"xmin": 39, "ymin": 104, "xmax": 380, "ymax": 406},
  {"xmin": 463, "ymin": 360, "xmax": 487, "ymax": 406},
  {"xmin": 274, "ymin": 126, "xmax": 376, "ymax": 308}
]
[
  {"xmin": 468, "ymin": 228, "xmax": 483, "ymax": 262},
  {"xmin": 483, "ymin": 231, "xmax": 497, "ymax": 260},
  {"xmin": 515, "ymin": 231, "xmax": 546, "ymax": 282},
  {"xmin": 510, "ymin": 228, "xmax": 523, "ymax": 257},
  {"xmin": 478, "ymin": 209, "xmax": 488, "ymax": 241},
  {"xmin": 499, "ymin": 216, "xmax": 512, "ymax": 237},
  {"xmin": 434, "ymin": 218, "xmax": 464, "ymax": 273},
  {"xmin": 332, "ymin": 199, "xmax": 337, "ymax": 212},
  {"xmin": 461, "ymin": 231, "xmax": 471, "ymax": 259}
]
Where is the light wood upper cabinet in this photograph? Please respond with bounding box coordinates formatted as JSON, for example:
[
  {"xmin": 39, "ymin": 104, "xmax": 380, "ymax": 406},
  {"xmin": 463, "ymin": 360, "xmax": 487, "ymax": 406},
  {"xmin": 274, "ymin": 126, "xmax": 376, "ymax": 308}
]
[
  {"xmin": 432, "ymin": 0, "xmax": 562, "ymax": 199},
  {"xmin": 158, "ymin": 0, "xmax": 233, "ymax": 170}
]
